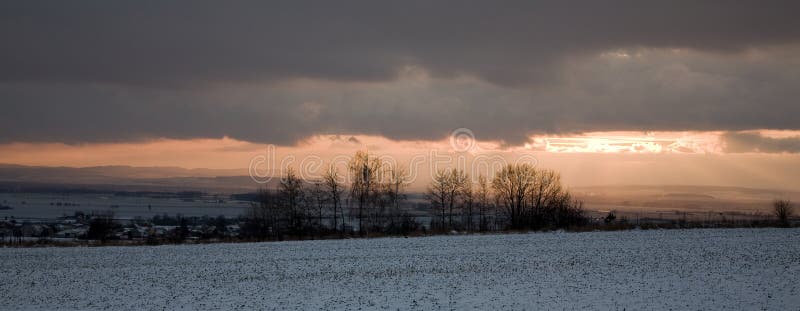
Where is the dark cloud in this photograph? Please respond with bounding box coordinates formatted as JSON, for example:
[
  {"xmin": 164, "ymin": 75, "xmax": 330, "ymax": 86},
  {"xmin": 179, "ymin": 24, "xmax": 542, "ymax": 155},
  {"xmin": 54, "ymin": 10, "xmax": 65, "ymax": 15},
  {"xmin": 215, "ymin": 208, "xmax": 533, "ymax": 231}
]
[
  {"xmin": 722, "ymin": 132, "xmax": 800, "ymax": 153},
  {"xmin": 1, "ymin": 1, "xmax": 800, "ymax": 145},
  {"xmin": 2, "ymin": 1, "xmax": 799, "ymax": 86}
]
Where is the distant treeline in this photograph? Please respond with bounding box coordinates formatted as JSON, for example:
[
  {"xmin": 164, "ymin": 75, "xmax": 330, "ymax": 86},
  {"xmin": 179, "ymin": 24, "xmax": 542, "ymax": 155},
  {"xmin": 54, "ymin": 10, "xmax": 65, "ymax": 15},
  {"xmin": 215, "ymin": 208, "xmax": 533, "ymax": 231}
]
[
  {"xmin": 238, "ymin": 150, "xmax": 797, "ymax": 242},
  {"xmin": 238, "ymin": 151, "xmax": 588, "ymax": 240}
]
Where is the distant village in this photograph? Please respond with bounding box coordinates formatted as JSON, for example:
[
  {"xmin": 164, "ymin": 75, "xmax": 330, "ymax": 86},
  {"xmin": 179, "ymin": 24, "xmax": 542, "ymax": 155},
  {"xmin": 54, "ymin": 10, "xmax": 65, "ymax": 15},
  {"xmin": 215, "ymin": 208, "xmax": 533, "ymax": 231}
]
[{"xmin": 1, "ymin": 212, "xmax": 241, "ymax": 245}]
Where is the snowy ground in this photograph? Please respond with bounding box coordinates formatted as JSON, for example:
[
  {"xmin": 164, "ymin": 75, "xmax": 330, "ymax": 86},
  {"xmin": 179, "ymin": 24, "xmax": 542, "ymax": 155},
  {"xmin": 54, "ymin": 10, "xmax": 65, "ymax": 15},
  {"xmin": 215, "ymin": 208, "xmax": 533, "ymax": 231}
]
[{"xmin": 2, "ymin": 228, "xmax": 799, "ymax": 310}]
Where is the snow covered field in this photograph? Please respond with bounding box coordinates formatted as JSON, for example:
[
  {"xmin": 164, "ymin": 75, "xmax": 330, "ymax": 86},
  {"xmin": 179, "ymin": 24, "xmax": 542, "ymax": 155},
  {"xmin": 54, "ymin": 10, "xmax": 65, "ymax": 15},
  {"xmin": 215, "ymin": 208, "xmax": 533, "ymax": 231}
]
[{"xmin": 2, "ymin": 228, "xmax": 799, "ymax": 310}]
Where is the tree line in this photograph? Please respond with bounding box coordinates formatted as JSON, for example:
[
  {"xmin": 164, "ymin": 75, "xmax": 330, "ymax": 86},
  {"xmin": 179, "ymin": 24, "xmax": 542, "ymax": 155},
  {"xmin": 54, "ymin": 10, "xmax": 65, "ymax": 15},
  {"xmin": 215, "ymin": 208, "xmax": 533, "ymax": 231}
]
[
  {"xmin": 242, "ymin": 151, "xmax": 588, "ymax": 240},
  {"xmin": 243, "ymin": 151, "xmax": 419, "ymax": 239}
]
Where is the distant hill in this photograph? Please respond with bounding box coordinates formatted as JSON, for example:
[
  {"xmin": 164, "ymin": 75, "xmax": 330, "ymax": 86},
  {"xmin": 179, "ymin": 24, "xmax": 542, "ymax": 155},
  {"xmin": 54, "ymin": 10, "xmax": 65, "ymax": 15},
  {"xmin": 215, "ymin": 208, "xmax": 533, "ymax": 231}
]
[
  {"xmin": 0, "ymin": 164, "xmax": 246, "ymax": 179},
  {"xmin": 571, "ymin": 184, "xmax": 800, "ymax": 213},
  {"xmin": 0, "ymin": 164, "xmax": 271, "ymax": 193}
]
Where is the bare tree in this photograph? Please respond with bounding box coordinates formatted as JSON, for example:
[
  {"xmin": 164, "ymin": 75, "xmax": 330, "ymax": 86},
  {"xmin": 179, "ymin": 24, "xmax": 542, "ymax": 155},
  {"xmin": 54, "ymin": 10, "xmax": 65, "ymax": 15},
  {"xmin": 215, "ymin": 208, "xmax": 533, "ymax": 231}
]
[
  {"xmin": 447, "ymin": 169, "xmax": 469, "ymax": 229},
  {"xmin": 279, "ymin": 168, "xmax": 305, "ymax": 234},
  {"xmin": 348, "ymin": 151, "xmax": 382, "ymax": 236},
  {"xmin": 462, "ymin": 181, "xmax": 475, "ymax": 231},
  {"xmin": 492, "ymin": 164, "xmax": 537, "ymax": 229},
  {"xmin": 477, "ymin": 175, "xmax": 491, "ymax": 231},
  {"xmin": 323, "ymin": 166, "xmax": 344, "ymax": 232},
  {"xmin": 382, "ymin": 166, "xmax": 408, "ymax": 232},
  {"xmin": 492, "ymin": 164, "xmax": 584, "ymax": 229},
  {"xmin": 427, "ymin": 169, "xmax": 450, "ymax": 230},
  {"xmin": 773, "ymin": 199, "xmax": 794, "ymax": 226},
  {"xmin": 243, "ymin": 187, "xmax": 287, "ymax": 240},
  {"xmin": 549, "ymin": 191, "xmax": 585, "ymax": 228},
  {"xmin": 309, "ymin": 180, "xmax": 325, "ymax": 233},
  {"xmin": 426, "ymin": 168, "xmax": 469, "ymax": 230}
]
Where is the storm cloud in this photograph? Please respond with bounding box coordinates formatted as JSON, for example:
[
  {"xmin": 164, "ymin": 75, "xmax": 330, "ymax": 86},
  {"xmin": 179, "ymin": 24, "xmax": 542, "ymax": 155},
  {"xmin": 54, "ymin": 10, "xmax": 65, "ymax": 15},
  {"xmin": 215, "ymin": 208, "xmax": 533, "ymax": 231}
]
[{"xmin": 1, "ymin": 1, "xmax": 800, "ymax": 144}]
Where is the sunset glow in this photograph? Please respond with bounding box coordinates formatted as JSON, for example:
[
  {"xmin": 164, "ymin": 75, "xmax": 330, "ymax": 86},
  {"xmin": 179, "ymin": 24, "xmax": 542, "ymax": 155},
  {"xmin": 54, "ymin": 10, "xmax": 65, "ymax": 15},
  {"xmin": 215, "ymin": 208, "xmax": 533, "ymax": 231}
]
[
  {"xmin": 3, "ymin": 130, "xmax": 797, "ymax": 169},
  {"xmin": 2, "ymin": 130, "xmax": 799, "ymax": 191}
]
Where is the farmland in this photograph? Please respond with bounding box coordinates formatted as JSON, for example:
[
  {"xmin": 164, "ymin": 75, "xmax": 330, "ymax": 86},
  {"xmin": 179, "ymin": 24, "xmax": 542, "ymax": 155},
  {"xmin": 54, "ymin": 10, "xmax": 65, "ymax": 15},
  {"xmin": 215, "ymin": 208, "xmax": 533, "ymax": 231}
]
[{"xmin": 2, "ymin": 228, "xmax": 799, "ymax": 310}]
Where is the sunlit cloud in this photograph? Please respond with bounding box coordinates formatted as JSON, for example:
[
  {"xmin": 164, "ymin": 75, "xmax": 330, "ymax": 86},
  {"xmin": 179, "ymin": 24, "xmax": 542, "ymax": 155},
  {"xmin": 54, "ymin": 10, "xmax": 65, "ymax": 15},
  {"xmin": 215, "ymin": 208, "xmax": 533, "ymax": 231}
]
[{"xmin": 530, "ymin": 131, "xmax": 724, "ymax": 154}]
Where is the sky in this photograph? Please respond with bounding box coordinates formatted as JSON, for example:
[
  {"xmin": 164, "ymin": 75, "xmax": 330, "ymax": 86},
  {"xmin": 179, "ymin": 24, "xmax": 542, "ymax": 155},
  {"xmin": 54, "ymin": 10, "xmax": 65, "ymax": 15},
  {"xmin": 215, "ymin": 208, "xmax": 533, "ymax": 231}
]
[{"xmin": 2, "ymin": 1, "xmax": 800, "ymax": 190}]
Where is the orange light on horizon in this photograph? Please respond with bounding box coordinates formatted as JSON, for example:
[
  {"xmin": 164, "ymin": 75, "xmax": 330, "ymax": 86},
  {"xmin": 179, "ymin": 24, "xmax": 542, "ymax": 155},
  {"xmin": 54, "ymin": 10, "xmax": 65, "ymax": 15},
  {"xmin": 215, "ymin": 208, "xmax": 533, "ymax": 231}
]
[{"xmin": 0, "ymin": 130, "xmax": 798, "ymax": 170}]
